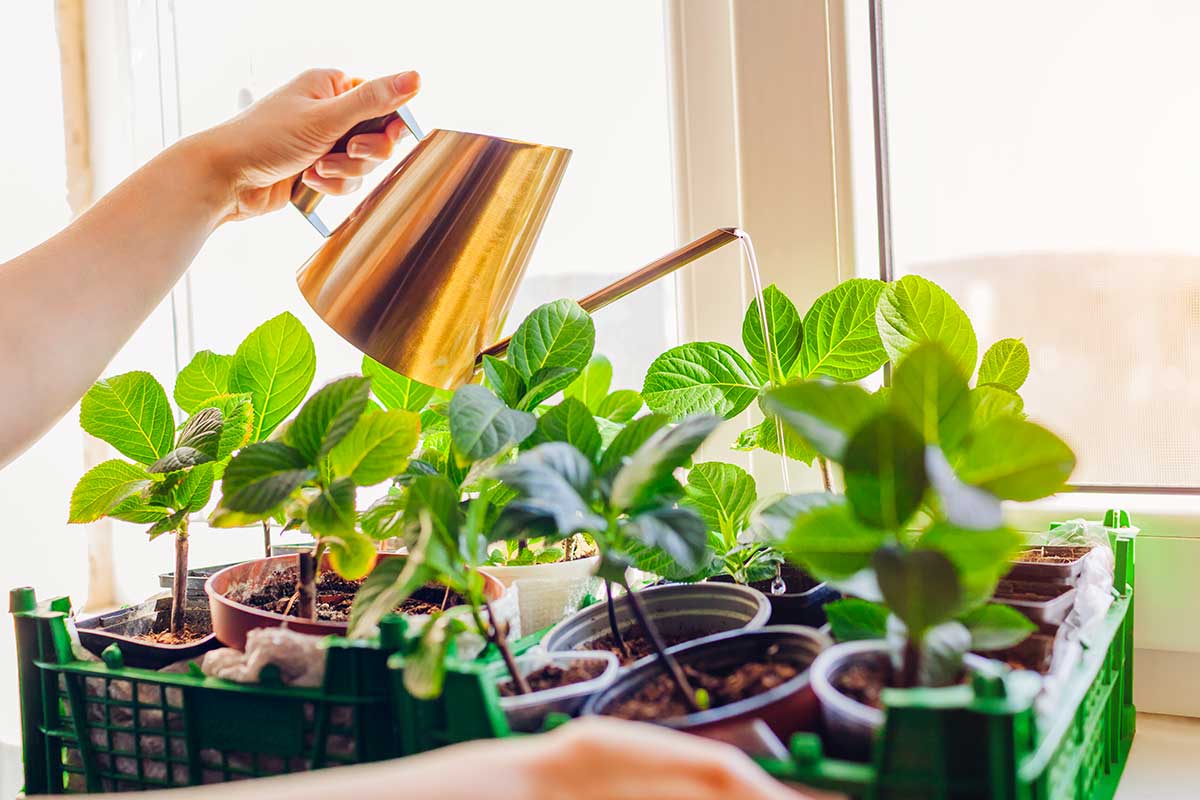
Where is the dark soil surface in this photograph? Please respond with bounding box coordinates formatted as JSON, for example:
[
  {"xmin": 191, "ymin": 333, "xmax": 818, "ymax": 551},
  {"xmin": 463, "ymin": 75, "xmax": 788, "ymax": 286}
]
[
  {"xmin": 137, "ymin": 626, "xmax": 208, "ymax": 645},
  {"xmin": 606, "ymin": 659, "xmax": 800, "ymax": 722},
  {"xmin": 1014, "ymin": 546, "xmax": 1091, "ymax": 564},
  {"xmin": 127, "ymin": 606, "xmax": 211, "ymax": 644},
  {"xmin": 584, "ymin": 630, "xmax": 698, "ymax": 665},
  {"xmin": 749, "ymin": 564, "xmax": 819, "ymax": 595},
  {"xmin": 235, "ymin": 568, "xmax": 461, "ymax": 622},
  {"xmin": 498, "ymin": 659, "xmax": 607, "ymax": 697},
  {"xmin": 833, "ymin": 659, "xmax": 890, "ymax": 710}
]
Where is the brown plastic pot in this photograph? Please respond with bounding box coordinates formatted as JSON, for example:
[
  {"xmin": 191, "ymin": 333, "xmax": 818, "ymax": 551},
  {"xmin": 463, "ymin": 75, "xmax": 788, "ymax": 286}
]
[
  {"xmin": 582, "ymin": 625, "xmax": 830, "ymax": 745},
  {"xmin": 1005, "ymin": 545, "xmax": 1092, "ymax": 586},
  {"xmin": 993, "ymin": 579, "xmax": 1076, "ymax": 631},
  {"xmin": 978, "ymin": 632, "xmax": 1055, "ymax": 674},
  {"xmin": 206, "ymin": 553, "xmax": 506, "ymax": 650}
]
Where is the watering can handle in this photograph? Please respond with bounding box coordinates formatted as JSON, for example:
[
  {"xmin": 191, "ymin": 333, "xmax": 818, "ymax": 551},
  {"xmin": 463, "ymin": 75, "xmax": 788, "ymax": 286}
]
[{"xmin": 290, "ymin": 106, "xmax": 426, "ymax": 236}]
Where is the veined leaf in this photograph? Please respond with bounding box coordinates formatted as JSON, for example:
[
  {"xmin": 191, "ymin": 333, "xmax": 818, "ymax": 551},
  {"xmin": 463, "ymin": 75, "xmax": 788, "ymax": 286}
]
[
  {"xmin": 220, "ymin": 442, "xmax": 315, "ymax": 514},
  {"xmin": 167, "ymin": 462, "xmax": 216, "ymax": 512},
  {"xmin": 684, "ymin": 462, "xmax": 757, "ymax": 537},
  {"xmin": 763, "ymin": 381, "xmax": 878, "ymax": 461},
  {"xmin": 287, "ymin": 377, "xmax": 372, "ymax": 463},
  {"xmin": 842, "ymin": 411, "xmax": 928, "ymax": 530},
  {"xmin": 230, "ymin": 312, "xmax": 316, "ymax": 440},
  {"xmin": 146, "ymin": 508, "xmax": 189, "ymax": 540},
  {"xmin": 148, "ymin": 447, "xmax": 213, "ymax": 474},
  {"xmin": 361, "ymin": 491, "xmax": 406, "ymax": 541},
  {"xmin": 308, "ymin": 477, "xmax": 358, "ymax": 537},
  {"xmin": 625, "ymin": 506, "xmax": 710, "ymax": 574},
  {"xmin": 597, "ymin": 414, "xmax": 671, "ymax": 475},
  {"xmin": 325, "ymin": 527, "xmax": 378, "ymax": 581},
  {"xmin": 957, "ymin": 417, "xmax": 1075, "ymax": 501},
  {"xmin": 797, "ymin": 278, "xmax": 887, "ymax": 380},
  {"xmin": 977, "ymin": 338, "xmax": 1030, "ymax": 391},
  {"xmin": 747, "ymin": 490, "xmax": 839, "ymax": 543},
  {"xmin": 970, "ymin": 384, "xmax": 1024, "ymax": 430},
  {"xmin": 481, "ymin": 355, "xmax": 524, "ymax": 409},
  {"xmin": 176, "ymin": 406, "xmax": 224, "ymax": 456},
  {"xmin": 349, "ymin": 527, "xmax": 437, "ymax": 637},
  {"xmin": 174, "ymin": 351, "xmax": 232, "ymax": 414},
  {"xmin": 596, "ymin": 390, "xmax": 643, "ymax": 423},
  {"xmin": 507, "ymin": 299, "xmax": 595, "ymax": 380},
  {"xmin": 362, "ymin": 356, "xmax": 437, "ymax": 412},
  {"xmin": 741, "ymin": 416, "xmax": 820, "ymax": 465},
  {"xmin": 448, "ymin": 384, "xmax": 536, "ymax": 463},
  {"xmin": 825, "ymin": 598, "xmax": 889, "ymax": 642},
  {"xmin": 564, "ymin": 354, "xmax": 613, "ymax": 412},
  {"xmin": 526, "ymin": 398, "xmax": 602, "ymax": 460},
  {"xmin": 80, "ymin": 371, "xmax": 174, "ymax": 466},
  {"xmin": 876, "ymin": 275, "xmax": 978, "ymax": 377},
  {"xmin": 69, "ymin": 460, "xmax": 153, "ymax": 523},
  {"xmin": 741, "ymin": 285, "xmax": 802, "ymax": 380},
  {"xmin": 519, "ymin": 366, "xmax": 579, "ymax": 411},
  {"xmin": 783, "ymin": 501, "xmax": 888, "ymax": 580},
  {"xmin": 329, "ymin": 409, "xmax": 420, "ymax": 486},
  {"xmin": 196, "ymin": 393, "xmax": 254, "ymax": 460},
  {"xmin": 917, "ymin": 522, "xmax": 1022, "ymax": 611},
  {"xmin": 642, "ymin": 342, "xmax": 760, "ymax": 420},
  {"xmin": 874, "ymin": 546, "xmax": 962, "ymax": 640},
  {"xmin": 610, "ymin": 415, "xmax": 721, "ymax": 511},
  {"xmin": 889, "ymin": 343, "xmax": 971, "ymax": 448}
]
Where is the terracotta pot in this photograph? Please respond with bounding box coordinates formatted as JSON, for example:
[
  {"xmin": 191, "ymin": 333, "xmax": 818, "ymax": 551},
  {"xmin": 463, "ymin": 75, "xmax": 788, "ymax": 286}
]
[
  {"xmin": 76, "ymin": 595, "xmax": 219, "ymax": 669},
  {"xmin": 206, "ymin": 553, "xmax": 506, "ymax": 650},
  {"xmin": 583, "ymin": 625, "xmax": 830, "ymax": 746}
]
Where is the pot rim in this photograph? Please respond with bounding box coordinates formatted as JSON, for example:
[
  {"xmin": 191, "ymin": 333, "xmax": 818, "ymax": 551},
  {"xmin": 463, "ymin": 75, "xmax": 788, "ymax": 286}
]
[
  {"xmin": 495, "ymin": 649, "xmax": 620, "ymax": 709},
  {"xmin": 204, "ymin": 552, "xmax": 505, "ymax": 632},
  {"xmin": 583, "ymin": 624, "xmax": 830, "ymax": 728}
]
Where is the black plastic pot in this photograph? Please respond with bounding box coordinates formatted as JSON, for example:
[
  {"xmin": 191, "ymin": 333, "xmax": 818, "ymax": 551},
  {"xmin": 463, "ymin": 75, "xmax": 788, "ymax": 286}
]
[
  {"xmin": 76, "ymin": 595, "xmax": 219, "ymax": 669},
  {"xmin": 712, "ymin": 564, "xmax": 839, "ymax": 627}
]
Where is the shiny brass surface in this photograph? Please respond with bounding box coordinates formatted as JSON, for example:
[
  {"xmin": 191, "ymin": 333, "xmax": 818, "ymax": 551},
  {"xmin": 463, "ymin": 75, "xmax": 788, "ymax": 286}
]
[
  {"xmin": 297, "ymin": 129, "xmax": 571, "ymax": 388},
  {"xmin": 478, "ymin": 227, "xmax": 742, "ymax": 362}
]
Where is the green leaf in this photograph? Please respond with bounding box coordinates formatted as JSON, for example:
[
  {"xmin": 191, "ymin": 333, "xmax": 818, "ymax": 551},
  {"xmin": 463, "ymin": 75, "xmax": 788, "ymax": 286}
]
[
  {"xmin": 957, "ymin": 417, "xmax": 1075, "ymax": 501},
  {"xmin": 325, "ymin": 528, "xmax": 378, "ymax": 581},
  {"xmin": 797, "ymin": 278, "xmax": 887, "ymax": 380},
  {"xmin": 610, "ymin": 415, "xmax": 721, "ymax": 511},
  {"xmin": 287, "ymin": 377, "xmax": 372, "ymax": 463},
  {"xmin": 448, "ymin": 385, "xmax": 536, "ymax": 463},
  {"xmin": 195, "ymin": 393, "xmax": 254, "ymax": 460},
  {"xmin": 507, "ymin": 299, "xmax": 595, "ymax": 380},
  {"xmin": 625, "ymin": 506, "xmax": 710, "ymax": 574},
  {"xmin": 403, "ymin": 606, "xmax": 471, "ymax": 699},
  {"xmin": 961, "ymin": 604, "xmax": 1036, "ymax": 651},
  {"xmin": 596, "ymin": 390, "xmax": 643, "ymax": 423},
  {"xmin": 747, "ymin": 491, "xmax": 840, "ymax": 542},
  {"xmin": 977, "ymin": 338, "xmax": 1030, "ymax": 391},
  {"xmin": 230, "ymin": 312, "xmax": 317, "ymax": 440},
  {"xmin": 642, "ymin": 342, "xmax": 761, "ymax": 420},
  {"xmin": 783, "ymin": 501, "xmax": 888, "ymax": 580},
  {"xmin": 153, "ymin": 406, "xmax": 224, "ymax": 473},
  {"xmin": 842, "ymin": 411, "xmax": 929, "ymax": 529},
  {"xmin": 743, "ymin": 416, "xmax": 820, "ymax": 465},
  {"xmin": 597, "ymin": 414, "xmax": 671, "ymax": 475},
  {"xmin": 924, "ymin": 448, "xmax": 1003, "ymax": 531},
  {"xmin": 108, "ymin": 497, "xmax": 171, "ymax": 524},
  {"xmin": 763, "ymin": 381, "xmax": 879, "ymax": 461},
  {"xmin": 741, "ymin": 285, "xmax": 802, "ymax": 380},
  {"xmin": 174, "ymin": 351, "xmax": 233, "ymax": 414},
  {"xmin": 889, "ymin": 343, "xmax": 971, "ymax": 448},
  {"xmin": 308, "ymin": 477, "xmax": 358, "ymax": 538},
  {"xmin": 401, "ymin": 475, "xmax": 463, "ymax": 548},
  {"xmin": 329, "ymin": 409, "xmax": 420, "ymax": 486},
  {"xmin": 684, "ymin": 462, "xmax": 757, "ymax": 536},
  {"xmin": 491, "ymin": 444, "xmax": 606, "ymax": 539},
  {"xmin": 873, "ymin": 546, "xmax": 962, "ymax": 639},
  {"xmin": 481, "ymin": 355, "xmax": 525, "ymax": 409},
  {"xmin": 80, "ymin": 371, "xmax": 174, "ymax": 466},
  {"xmin": 917, "ymin": 522, "xmax": 1021, "ymax": 611},
  {"xmin": 220, "ymin": 442, "xmax": 315, "ymax": 514},
  {"xmin": 918, "ymin": 621, "xmax": 972, "ymax": 687},
  {"xmin": 362, "ymin": 356, "xmax": 436, "ymax": 412},
  {"xmin": 564, "ymin": 354, "xmax": 613, "ymax": 412},
  {"xmin": 876, "ymin": 275, "xmax": 978, "ymax": 377},
  {"xmin": 69, "ymin": 460, "xmax": 153, "ymax": 523},
  {"xmin": 527, "ymin": 398, "xmax": 602, "ymax": 460},
  {"xmin": 970, "ymin": 384, "xmax": 1024, "ymax": 430},
  {"xmin": 825, "ymin": 598, "xmax": 889, "ymax": 642},
  {"xmin": 167, "ymin": 462, "xmax": 216, "ymax": 512},
  {"xmin": 146, "ymin": 508, "xmax": 189, "ymax": 540},
  {"xmin": 348, "ymin": 529, "xmax": 439, "ymax": 637},
  {"xmin": 519, "ymin": 366, "xmax": 580, "ymax": 411},
  {"xmin": 148, "ymin": 447, "xmax": 212, "ymax": 475},
  {"xmin": 360, "ymin": 491, "xmax": 406, "ymax": 541}
]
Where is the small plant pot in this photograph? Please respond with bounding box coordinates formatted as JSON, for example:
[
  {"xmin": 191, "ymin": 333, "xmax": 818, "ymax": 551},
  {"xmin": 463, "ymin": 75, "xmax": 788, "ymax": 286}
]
[
  {"xmin": 712, "ymin": 564, "xmax": 839, "ymax": 627},
  {"xmin": 540, "ymin": 582, "xmax": 771, "ymax": 666},
  {"xmin": 206, "ymin": 553, "xmax": 507, "ymax": 650},
  {"xmin": 582, "ymin": 625, "xmax": 830, "ymax": 744},
  {"xmin": 810, "ymin": 640, "xmax": 992, "ymax": 760},
  {"xmin": 159, "ymin": 562, "xmax": 248, "ymax": 599},
  {"xmin": 977, "ymin": 632, "xmax": 1055, "ymax": 674},
  {"xmin": 493, "ymin": 650, "xmax": 619, "ymax": 733},
  {"xmin": 994, "ymin": 579, "xmax": 1077, "ymax": 630},
  {"xmin": 1005, "ymin": 545, "xmax": 1092, "ymax": 587},
  {"xmin": 479, "ymin": 556, "xmax": 599, "ymax": 633},
  {"xmin": 76, "ymin": 595, "xmax": 219, "ymax": 669}
]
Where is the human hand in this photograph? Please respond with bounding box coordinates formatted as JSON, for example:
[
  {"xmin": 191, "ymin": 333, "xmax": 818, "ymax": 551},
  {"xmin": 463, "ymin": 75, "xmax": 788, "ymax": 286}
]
[{"xmin": 197, "ymin": 68, "xmax": 420, "ymax": 222}]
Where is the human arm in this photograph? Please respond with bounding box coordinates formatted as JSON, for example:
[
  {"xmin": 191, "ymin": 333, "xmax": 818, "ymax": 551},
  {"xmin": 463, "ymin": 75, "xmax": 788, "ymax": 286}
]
[{"xmin": 0, "ymin": 68, "xmax": 418, "ymax": 468}]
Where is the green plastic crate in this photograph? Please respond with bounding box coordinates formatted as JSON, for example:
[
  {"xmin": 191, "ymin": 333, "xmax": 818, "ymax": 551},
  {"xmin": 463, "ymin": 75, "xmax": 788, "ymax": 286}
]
[{"xmin": 10, "ymin": 590, "xmax": 409, "ymax": 794}]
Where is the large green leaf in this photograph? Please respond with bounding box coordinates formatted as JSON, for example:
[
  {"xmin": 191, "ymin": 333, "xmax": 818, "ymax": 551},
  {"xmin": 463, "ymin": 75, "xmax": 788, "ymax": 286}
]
[
  {"xmin": 624, "ymin": 506, "xmax": 710, "ymax": 574},
  {"xmin": 824, "ymin": 598, "xmax": 889, "ymax": 642},
  {"xmin": 873, "ymin": 546, "xmax": 962, "ymax": 639},
  {"xmin": 519, "ymin": 366, "xmax": 579, "ymax": 412},
  {"xmin": 741, "ymin": 285, "xmax": 802, "ymax": 381},
  {"xmin": 526, "ymin": 398, "xmax": 602, "ymax": 460},
  {"xmin": 307, "ymin": 477, "xmax": 358, "ymax": 537},
  {"xmin": 174, "ymin": 351, "xmax": 233, "ymax": 414},
  {"xmin": 842, "ymin": 411, "xmax": 928, "ymax": 529},
  {"xmin": 610, "ymin": 415, "xmax": 721, "ymax": 511},
  {"xmin": 889, "ymin": 343, "xmax": 971, "ymax": 448},
  {"xmin": 362, "ymin": 356, "xmax": 437, "ymax": 412},
  {"xmin": 80, "ymin": 371, "xmax": 174, "ymax": 466},
  {"xmin": 970, "ymin": 384, "xmax": 1024, "ymax": 430},
  {"xmin": 149, "ymin": 407, "xmax": 224, "ymax": 474},
  {"xmin": 448, "ymin": 385, "xmax": 536, "ymax": 463},
  {"xmin": 360, "ymin": 491, "xmax": 406, "ymax": 541},
  {"xmin": 68, "ymin": 460, "xmax": 153, "ymax": 523},
  {"xmin": 219, "ymin": 442, "xmax": 315, "ymax": 514},
  {"xmin": 957, "ymin": 417, "xmax": 1075, "ymax": 500},
  {"xmin": 961, "ymin": 604, "xmax": 1036, "ymax": 651},
  {"xmin": 287, "ymin": 377, "xmax": 372, "ymax": 464},
  {"xmin": 490, "ymin": 443, "xmax": 605, "ymax": 540},
  {"xmin": 732, "ymin": 417, "xmax": 819, "ymax": 465},
  {"xmin": 977, "ymin": 338, "xmax": 1030, "ymax": 391},
  {"xmin": 564, "ymin": 354, "xmax": 613, "ymax": 412},
  {"xmin": 642, "ymin": 342, "xmax": 761, "ymax": 420},
  {"xmin": 325, "ymin": 527, "xmax": 378, "ymax": 581},
  {"xmin": 230, "ymin": 312, "xmax": 316, "ymax": 440},
  {"xmin": 348, "ymin": 531, "xmax": 438, "ymax": 637},
  {"xmin": 596, "ymin": 390, "xmax": 643, "ymax": 423},
  {"xmin": 783, "ymin": 501, "xmax": 888, "ymax": 580},
  {"xmin": 195, "ymin": 393, "xmax": 254, "ymax": 460},
  {"xmin": 597, "ymin": 414, "xmax": 671, "ymax": 475},
  {"xmin": 481, "ymin": 355, "xmax": 524, "ymax": 409},
  {"xmin": 763, "ymin": 381, "xmax": 879, "ymax": 461},
  {"xmin": 507, "ymin": 299, "xmax": 595, "ymax": 380},
  {"xmin": 917, "ymin": 522, "xmax": 1022, "ymax": 610},
  {"xmin": 924, "ymin": 447, "xmax": 1003, "ymax": 531},
  {"xmin": 747, "ymin": 491, "xmax": 839, "ymax": 543},
  {"xmin": 167, "ymin": 462, "xmax": 216, "ymax": 512},
  {"xmin": 876, "ymin": 275, "xmax": 978, "ymax": 377},
  {"xmin": 683, "ymin": 462, "xmax": 757, "ymax": 537},
  {"xmin": 329, "ymin": 409, "xmax": 420, "ymax": 486},
  {"xmin": 797, "ymin": 278, "xmax": 887, "ymax": 380}
]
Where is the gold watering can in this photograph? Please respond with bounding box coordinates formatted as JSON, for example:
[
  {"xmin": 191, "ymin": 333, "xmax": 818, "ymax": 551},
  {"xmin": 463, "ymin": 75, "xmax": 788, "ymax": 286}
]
[{"xmin": 295, "ymin": 106, "xmax": 741, "ymax": 389}]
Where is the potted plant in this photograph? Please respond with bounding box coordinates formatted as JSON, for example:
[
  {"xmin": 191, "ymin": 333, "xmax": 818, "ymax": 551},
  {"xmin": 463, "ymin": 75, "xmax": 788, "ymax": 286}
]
[{"xmin": 762, "ymin": 342, "xmax": 1075, "ymax": 757}]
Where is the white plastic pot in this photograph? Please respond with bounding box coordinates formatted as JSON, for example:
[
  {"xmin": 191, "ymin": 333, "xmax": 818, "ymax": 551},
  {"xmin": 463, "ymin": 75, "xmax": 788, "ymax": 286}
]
[
  {"xmin": 482, "ymin": 556, "xmax": 600, "ymax": 634},
  {"xmin": 495, "ymin": 649, "xmax": 619, "ymax": 732}
]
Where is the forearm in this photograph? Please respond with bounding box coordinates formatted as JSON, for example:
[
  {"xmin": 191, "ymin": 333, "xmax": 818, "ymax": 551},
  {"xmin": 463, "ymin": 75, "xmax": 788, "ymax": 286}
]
[{"xmin": 0, "ymin": 132, "xmax": 233, "ymax": 468}]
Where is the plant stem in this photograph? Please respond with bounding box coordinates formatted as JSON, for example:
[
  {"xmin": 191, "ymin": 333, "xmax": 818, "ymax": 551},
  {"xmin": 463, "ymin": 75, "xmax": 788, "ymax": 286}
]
[
  {"xmin": 261, "ymin": 519, "xmax": 272, "ymax": 558},
  {"xmin": 818, "ymin": 458, "xmax": 832, "ymax": 492},
  {"xmin": 480, "ymin": 596, "xmax": 531, "ymax": 695},
  {"xmin": 170, "ymin": 517, "xmax": 189, "ymax": 636},
  {"xmin": 297, "ymin": 549, "xmax": 317, "ymax": 621},
  {"xmin": 604, "ymin": 580, "xmax": 629, "ymax": 656},
  {"xmin": 897, "ymin": 640, "xmax": 920, "ymax": 689},
  {"xmin": 621, "ymin": 579, "xmax": 700, "ymax": 713}
]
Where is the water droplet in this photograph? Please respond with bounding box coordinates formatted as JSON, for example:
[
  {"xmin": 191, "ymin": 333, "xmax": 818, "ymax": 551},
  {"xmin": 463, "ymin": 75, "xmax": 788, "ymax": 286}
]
[{"xmin": 770, "ymin": 575, "xmax": 787, "ymax": 595}]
